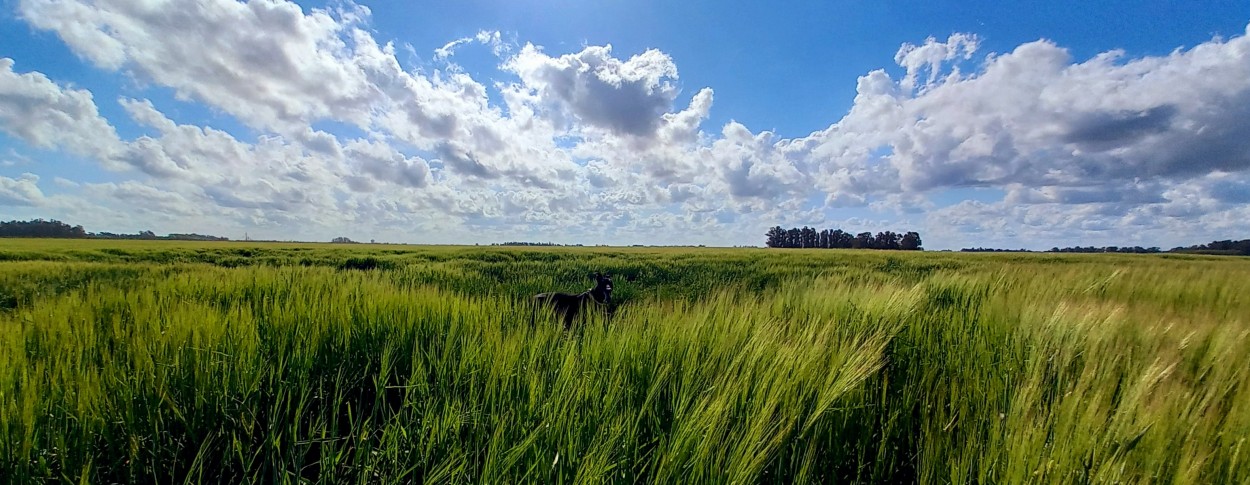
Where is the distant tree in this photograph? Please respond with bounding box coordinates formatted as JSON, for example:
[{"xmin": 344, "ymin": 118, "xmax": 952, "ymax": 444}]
[
  {"xmin": 1047, "ymin": 245, "xmax": 1165, "ymax": 254},
  {"xmin": 331, "ymin": 236, "xmax": 357, "ymax": 244},
  {"xmin": 900, "ymin": 231, "xmax": 923, "ymax": 250},
  {"xmin": 763, "ymin": 225, "xmax": 924, "ymax": 251},
  {"xmin": 799, "ymin": 226, "xmax": 814, "ymax": 248},
  {"xmin": 168, "ymin": 233, "xmax": 229, "ymax": 241},
  {"xmin": 1169, "ymin": 239, "xmax": 1250, "ymax": 256},
  {"xmin": 0, "ymin": 219, "xmax": 88, "ymax": 238},
  {"xmin": 499, "ymin": 241, "xmax": 567, "ymax": 246},
  {"xmin": 830, "ymin": 229, "xmax": 852, "ymax": 248},
  {"xmin": 874, "ymin": 231, "xmax": 901, "ymax": 250},
  {"xmin": 765, "ymin": 226, "xmax": 786, "ymax": 248},
  {"xmin": 852, "ymin": 232, "xmax": 873, "ymax": 249}
]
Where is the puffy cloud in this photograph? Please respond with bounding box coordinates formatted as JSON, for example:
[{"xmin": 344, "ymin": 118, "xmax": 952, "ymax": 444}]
[
  {"xmin": 810, "ymin": 24, "xmax": 1250, "ymax": 197},
  {"xmin": 710, "ymin": 122, "xmax": 809, "ymax": 202},
  {"xmin": 894, "ymin": 33, "xmax": 980, "ymax": 90},
  {"xmin": 504, "ymin": 44, "xmax": 681, "ymax": 138},
  {"xmin": 0, "ymin": 173, "xmax": 43, "ymax": 206},
  {"xmin": 0, "ymin": 58, "xmax": 124, "ymax": 159},
  {"xmin": 345, "ymin": 140, "xmax": 430, "ymax": 188},
  {"xmin": 925, "ymin": 172, "xmax": 1250, "ymax": 249},
  {"xmin": 9, "ymin": 0, "xmax": 1250, "ymax": 247},
  {"xmin": 18, "ymin": 0, "xmax": 384, "ymax": 133},
  {"xmin": 18, "ymin": 0, "xmax": 570, "ymax": 188}
]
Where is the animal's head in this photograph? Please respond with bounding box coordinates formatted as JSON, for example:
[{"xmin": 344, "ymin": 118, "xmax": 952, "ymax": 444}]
[{"xmin": 591, "ymin": 272, "xmax": 613, "ymax": 303}]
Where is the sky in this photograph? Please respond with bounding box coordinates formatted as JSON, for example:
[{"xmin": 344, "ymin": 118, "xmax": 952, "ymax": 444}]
[{"xmin": 2, "ymin": 1, "xmax": 1249, "ymax": 249}]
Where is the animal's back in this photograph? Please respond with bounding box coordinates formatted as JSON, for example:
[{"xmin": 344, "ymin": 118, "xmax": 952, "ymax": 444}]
[
  {"xmin": 533, "ymin": 292, "xmax": 583, "ymax": 328},
  {"xmin": 533, "ymin": 292, "xmax": 564, "ymax": 304}
]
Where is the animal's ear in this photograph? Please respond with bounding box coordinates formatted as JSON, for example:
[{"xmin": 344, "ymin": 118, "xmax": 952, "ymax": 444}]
[{"xmin": 590, "ymin": 271, "xmax": 599, "ymax": 280}]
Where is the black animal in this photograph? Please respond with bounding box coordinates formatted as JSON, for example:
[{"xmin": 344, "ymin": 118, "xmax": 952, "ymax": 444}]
[{"xmin": 533, "ymin": 272, "xmax": 613, "ymax": 330}]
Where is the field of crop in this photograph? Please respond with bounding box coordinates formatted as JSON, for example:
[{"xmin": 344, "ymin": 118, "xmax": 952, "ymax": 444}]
[{"xmin": 1, "ymin": 239, "xmax": 1248, "ymax": 484}]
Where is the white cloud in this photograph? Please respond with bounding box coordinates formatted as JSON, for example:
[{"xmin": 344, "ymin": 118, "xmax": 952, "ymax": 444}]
[
  {"xmin": 808, "ymin": 24, "xmax": 1250, "ymax": 198},
  {"xmin": 1, "ymin": 149, "xmax": 34, "ymax": 168},
  {"xmin": 18, "ymin": 0, "xmax": 574, "ymax": 189},
  {"xmin": 710, "ymin": 122, "xmax": 809, "ymax": 202},
  {"xmin": 81, "ymin": 180, "xmax": 203, "ymax": 217},
  {"xmin": 0, "ymin": 173, "xmax": 43, "ymax": 206},
  {"xmin": 894, "ymin": 33, "xmax": 980, "ymax": 91},
  {"xmin": 8, "ymin": 1, "xmax": 1250, "ymax": 248},
  {"xmin": 504, "ymin": 44, "xmax": 682, "ymax": 138},
  {"xmin": 924, "ymin": 173, "xmax": 1250, "ymax": 250},
  {"xmin": 435, "ymin": 30, "xmax": 507, "ymax": 60},
  {"xmin": 19, "ymin": 0, "xmax": 380, "ymax": 132},
  {"xmin": 345, "ymin": 139, "xmax": 430, "ymax": 188},
  {"xmin": 0, "ymin": 58, "xmax": 125, "ymax": 159}
]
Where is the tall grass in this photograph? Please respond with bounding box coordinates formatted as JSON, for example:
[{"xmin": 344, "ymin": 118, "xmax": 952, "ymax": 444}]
[{"xmin": 1, "ymin": 239, "xmax": 1247, "ymax": 483}]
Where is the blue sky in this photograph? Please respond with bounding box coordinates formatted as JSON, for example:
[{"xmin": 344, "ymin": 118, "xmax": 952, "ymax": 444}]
[{"xmin": 2, "ymin": 0, "xmax": 1249, "ymax": 249}]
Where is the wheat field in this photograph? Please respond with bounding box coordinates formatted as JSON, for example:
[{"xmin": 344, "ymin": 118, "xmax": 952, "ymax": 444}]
[{"xmin": 1, "ymin": 239, "xmax": 1247, "ymax": 484}]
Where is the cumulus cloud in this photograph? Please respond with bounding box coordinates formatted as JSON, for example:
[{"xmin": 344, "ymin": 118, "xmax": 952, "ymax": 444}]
[
  {"xmin": 18, "ymin": 0, "xmax": 385, "ymax": 133},
  {"xmin": 18, "ymin": 0, "xmax": 569, "ymax": 189},
  {"xmin": 811, "ymin": 24, "xmax": 1250, "ymax": 198},
  {"xmin": 894, "ymin": 33, "xmax": 980, "ymax": 91},
  {"xmin": 346, "ymin": 140, "xmax": 430, "ymax": 188},
  {"xmin": 9, "ymin": 0, "xmax": 1250, "ymax": 247},
  {"xmin": 925, "ymin": 190, "xmax": 1250, "ymax": 250},
  {"xmin": 711, "ymin": 122, "xmax": 809, "ymax": 202},
  {"xmin": 0, "ymin": 173, "xmax": 43, "ymax": 206},
  {"xmin": 504, "ymin": 44, "xmax": 681, "ymax": 138},
  {"xmin": 0, "ymin": 58, "xmax": 124, "ymax": 158}
]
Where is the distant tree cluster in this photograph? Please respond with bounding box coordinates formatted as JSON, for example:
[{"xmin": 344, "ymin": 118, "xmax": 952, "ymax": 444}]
[
  {"xmin": 968, "ymin": 240, "xmax": 1250, "ymax": 257},
  {"xmin": 92, "ymin": 230, "xmax": 159, "ymax": 240},
  {"xmin": 331, "ymin": 237, "xmax": 359, "ymax": 244},
  {"xmin": 1, "ymin": 218, "xmax": 228, "ymax": 241},
  {"xmin": 765, "ymin": 226, "xmax": 922, "ymax": 250},
  {"xmin": 167, "ymin": 233, "xmax": 229, "ymax": 241},
  {"xmin": 1046, "ymin": 246, "xmax": 1163, "ymax": 254},
  {"xmin": 961, "ymin": 247, "xmax": 1032, "ymax": 253},
  {"xmin": 0, "ymin": 219, "xmax": 87, "ymax": 238},
  {"xmin": 91, "ymin": 230, "xmax": 156, "ymax": 240},
  {"xmin": 494, "ymin": 242, "xmax": 584, "ymax": 247},
  {"xmin": 1170, "ymin": 239, "xmax": 1250, "ymax": 256}
]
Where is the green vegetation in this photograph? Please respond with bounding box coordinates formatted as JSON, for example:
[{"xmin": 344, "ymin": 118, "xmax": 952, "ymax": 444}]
[{"xmin": 1, "ymin": 239, "xmax": 1247, "ymax": 483}]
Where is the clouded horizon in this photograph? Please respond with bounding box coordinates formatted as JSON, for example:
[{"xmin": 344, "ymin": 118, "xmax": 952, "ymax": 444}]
[{"xmin": 2, "ymin": 1, "xmax": 1249, "ymax": 249}]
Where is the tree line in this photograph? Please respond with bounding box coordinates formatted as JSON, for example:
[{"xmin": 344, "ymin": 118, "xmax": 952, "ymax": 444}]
[
  {"xmin": 0, "ymin": 219, "xmax": 88, "ymax": 238},
  {"xmin": 1169, "ymin": 239, "xmax": 1250, "ymax": 256},
  {"xmin": 963, "ymin": 240, "xmax": 1249, "ymax": 256},
  {"xmin": 1045, "ymin": 246, "xmax": 1163, "ymax": 254},
  {"xmin": 765, "ymin": 226, "xmax": 923, "ymax": 250},
  {"xmin": 0, "ymin": 219, "xmax": 227, "ymax": 241},
  {"xmin": 962, "ymin": 246, "xmax": 1164, "ymax": 253},
  {"xmin": 960, "ymin": 247, "xmax": 1033, "ymax": 253},
  {"xmin": 494, "ymin": 241, "xmax": 584, "ymax": 247}
]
